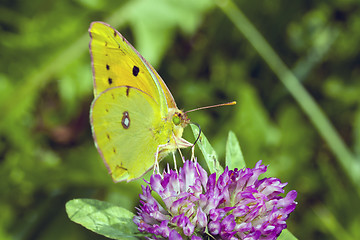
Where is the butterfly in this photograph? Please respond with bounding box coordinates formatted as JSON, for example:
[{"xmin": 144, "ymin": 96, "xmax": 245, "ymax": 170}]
[{"xmin": 89, "ymin": 21, "xmax": 192, "ymax": 182}]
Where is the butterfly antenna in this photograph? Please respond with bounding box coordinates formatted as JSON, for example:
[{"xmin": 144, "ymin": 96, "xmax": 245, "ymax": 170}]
[
  {"xmin": 185, "ymin": 101, "xmax": 235, "ymax": 161},
  {"xmin": 185, "ymin": 101, "xmax": 236, "ymax": 114}
]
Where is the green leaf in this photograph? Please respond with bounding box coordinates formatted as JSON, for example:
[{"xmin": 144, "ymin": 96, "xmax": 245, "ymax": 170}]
[
  {"xmin": 66, "ymin": 199, "xmax": 138, "ymax": 239},
  {"xmin": 191, "ymin": 124, "xmax": 223, "ymax": 175},
  {"xmin": 226, "ymin": 131, "xmax": 246, "ymax": 170},
  {"xmin": 277, "ymin": 229, "xmax": 298, "ymax": 240}
]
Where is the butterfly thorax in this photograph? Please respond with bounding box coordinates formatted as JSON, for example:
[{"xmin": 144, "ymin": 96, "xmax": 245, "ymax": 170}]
[{"xmin": 152, "ymin": 108, "xmax": 191, "ymax": 159}]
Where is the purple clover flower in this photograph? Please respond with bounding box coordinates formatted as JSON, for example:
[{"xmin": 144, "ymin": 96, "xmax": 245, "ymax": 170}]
[{"xmin": 133, "ymin": 160, "xmax": 297, "ymax": 240}]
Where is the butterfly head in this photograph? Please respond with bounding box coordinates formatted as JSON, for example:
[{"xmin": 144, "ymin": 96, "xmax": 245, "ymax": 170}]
[
  {"xmin": 169, "ymin": 108, "xmax": 190, "ymax": 140},
  {"xmin": 172, "ymin": 110, "xmax": 189, "ymax": 128}
]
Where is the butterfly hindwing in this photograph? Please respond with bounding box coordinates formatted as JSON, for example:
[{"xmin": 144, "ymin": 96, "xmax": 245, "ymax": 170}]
[{"xmin": 91, "ymin": 86, "xmax": 169, "ymax": 182}]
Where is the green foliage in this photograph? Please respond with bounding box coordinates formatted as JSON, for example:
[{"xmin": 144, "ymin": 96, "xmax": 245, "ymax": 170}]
[
  {"xmin": 1, "ymin": 0, "xmax": 360, "ymax": 239},
  {"xmin": 277, "ymin": 229, "xmax": 298, "ymax": 240},
  {"xmin": 66, "ymin": 199, "xmax": 138, "ymax": 239},
  {"xmin": 226, "ymin": 131, "xmax": 246, "ymax": 170}
]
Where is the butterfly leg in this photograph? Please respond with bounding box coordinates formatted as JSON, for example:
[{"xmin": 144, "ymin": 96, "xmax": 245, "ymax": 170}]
[
  {"xmin": 194, "ymin": 157, "xmax": 202, "ymax": 177},
  {"xmin": 189, "ymin": 144, "xmax": 202, "ymax": 176},
  {"xmin": 172, "ymin": 152, "xmax": 178, "ymax": 173},
  {"xmin": 153, "ymin": 145, "xmax": 161, "ymax": 175},
  {"xmin": 191, "ymin": 144, "xmax": 196, "ymax": 162},
  {"xmin": 172, "ymin": 132, "xmax": 186, "ymax": 163},
  {"xmin": 153, "ymin": 143, "xmax": 168, "ymax": 176},
  {"xmin": 178, "ymin": 149, "xmax": 185, "ymax": 163}
]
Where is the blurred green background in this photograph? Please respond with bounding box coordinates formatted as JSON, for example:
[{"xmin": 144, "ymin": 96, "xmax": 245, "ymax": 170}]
[{"xmin": 1, "ymin": 0, "xmax": 360, "ymax": 239}]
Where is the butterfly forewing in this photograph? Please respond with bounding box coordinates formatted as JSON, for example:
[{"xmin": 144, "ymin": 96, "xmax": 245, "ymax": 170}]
[{"xmin": 89, "ymin": 22, "xmax": 173, "ymax": 113}]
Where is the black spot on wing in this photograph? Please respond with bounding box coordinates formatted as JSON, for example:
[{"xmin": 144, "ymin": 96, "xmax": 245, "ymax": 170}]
[
  {"xmin": 107, "ymin": 134, "xmax": 111, "ymax": 140},
  {"xmin": 133, "ymin": 66, "xmax": 139, "ymax": 76},
  {"xmin": 126, "ymin": 87, "xmax": 130, "ymax": 97},
  {"xmin": 121, "ymin": 111, "xmax": 130, "ymax": 129},
  {"xmin": 113, "ymin": 147, "xmax": 116, "ymax": 153},
  {"xmin": 106, "ymin": 64, "xmax": 110, "ymax": 70},
  {"xmin": 108, "ymin": 77, "xmax": 113, "ymax": 85}
]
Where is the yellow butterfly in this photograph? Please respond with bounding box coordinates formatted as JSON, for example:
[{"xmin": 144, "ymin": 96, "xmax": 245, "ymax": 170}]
[{"xmin": 89, "ymin": 22, "xmax": 192, "ymax": 182}]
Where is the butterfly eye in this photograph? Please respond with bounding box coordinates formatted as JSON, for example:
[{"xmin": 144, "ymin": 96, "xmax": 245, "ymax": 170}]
[{"xmin": 172, "ymin": 114, "xmax": 181, "ymax": 126}]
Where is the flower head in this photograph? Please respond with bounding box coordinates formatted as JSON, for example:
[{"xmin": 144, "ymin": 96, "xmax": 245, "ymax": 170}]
[{"xmin": 133, "ymin": 160, "xmax": 297, "ymax": 239}]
